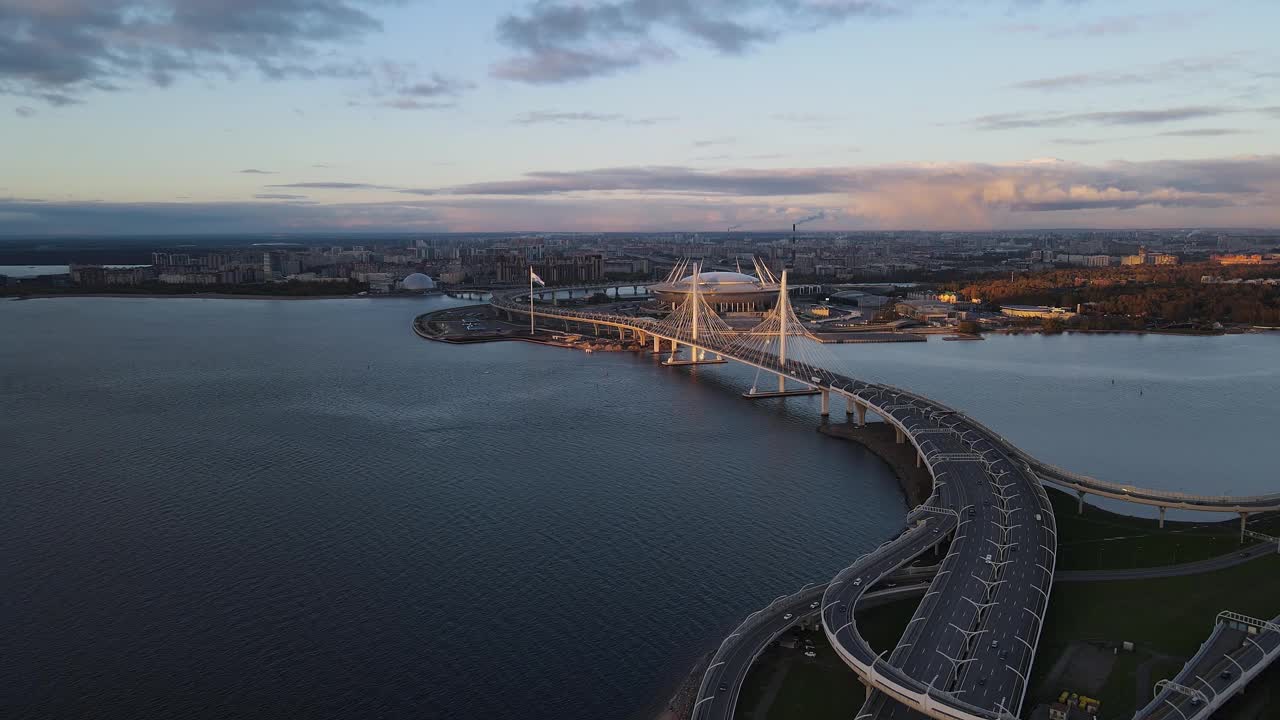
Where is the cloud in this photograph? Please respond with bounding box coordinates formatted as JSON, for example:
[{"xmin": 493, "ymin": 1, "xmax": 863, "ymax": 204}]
[
  {"xmin": 0, "ymin": 1, "xmax": 386, "ymax": 103},
  {"xmin": 372, "ymin": 99, "xmax": 456, "ymax": 111},
  {"xmin": 1156, "ymin": 128, "xmax": 1253, "ymax": 137},
  {"xmin": 513, "ymin": 110, "xmax": 673, "ymax": 125},
  {"xmin": 362, "ymin": 64, "xmax": 472, "ymax": 109},
  {"xmin": 1002, "ymin": 12, "xmax": 1202, "ymax": 39},
  {"xmin": 239, "ymin": 169, "xmax": 276, "ymax": 175},
  {"xmin": 395, "ymin": 156, "xmax": 1280, "ymax": 228},
  {"xmin": 14, "ymin": 106, "xmax": 36, "ymax": 118},
  {"xmin": 1010, "ymin": 56, "xmax": 1240, "ymax": 92},
  {"xmin": 6, "ymin": 156, "xmax": 1279, "ymax": 233},
  {"xmin": 693, "ymin": 137, "xmax": 736, "ymax": 148},
  {"xmin": 266, "ymin": 181, "xmax": 396, "ymax": 190},
  {"xmin": 0, "ymin": 1, "xmax": 470, "ymax": 108},
  {"xmin": 972, "ymin": 106, "xmax": 1239, "ymax": 130},
  {"xmin": 491, "ymin": 0, "xmax": 904, "ymax": 83},
  {"xmin": 254, "ymin": 193, "xmax": 310, "ymax": 200}
]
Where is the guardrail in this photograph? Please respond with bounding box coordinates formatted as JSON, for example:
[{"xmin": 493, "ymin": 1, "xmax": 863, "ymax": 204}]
[
  {"xmin": 691, "ymin": 583, "xmax": 822, "ymax": 720},
  {"xmin": 1136, "ymin": 613, "xmax": 1280, "ymax": 720}
]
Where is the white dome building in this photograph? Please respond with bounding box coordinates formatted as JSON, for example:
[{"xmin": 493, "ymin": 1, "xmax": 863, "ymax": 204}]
[
  {"xmin": 399, "ymin": 272, "xmax": 437, "ymax": 292},
  {"xmin": 648, "ymin": 262, "xmax": 781, "ymax": 313}
]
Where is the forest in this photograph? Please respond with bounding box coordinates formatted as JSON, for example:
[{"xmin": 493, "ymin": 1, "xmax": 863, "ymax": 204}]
[{"xmin": 948, "ymin": 264, "xmax": 1280, "ymax": 327}]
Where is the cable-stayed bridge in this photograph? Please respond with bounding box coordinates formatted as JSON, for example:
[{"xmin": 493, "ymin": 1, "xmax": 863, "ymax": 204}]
[{"xmin": 486, "ymin": 271, "xmax": 1280, "ymax": 720}]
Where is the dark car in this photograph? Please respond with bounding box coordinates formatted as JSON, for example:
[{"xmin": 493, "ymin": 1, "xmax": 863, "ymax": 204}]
[{"xmin": 719, "ymin": 682, "xmax": 729, "ymax": 692}]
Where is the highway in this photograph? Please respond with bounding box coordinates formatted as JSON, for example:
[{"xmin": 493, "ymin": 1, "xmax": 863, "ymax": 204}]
[
  {"xmin": 482, "ymin": 283, "xmax": 1279, "ymax": 720},
  {"xmin": 1135, "ymin": 613, "xmax": 1280, "ymax": 720}
]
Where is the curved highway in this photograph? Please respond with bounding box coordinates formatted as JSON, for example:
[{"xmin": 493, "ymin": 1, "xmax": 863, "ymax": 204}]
[{"xmin": 481, "ymin": 284, "xmax": 1278, "ymax": 720}]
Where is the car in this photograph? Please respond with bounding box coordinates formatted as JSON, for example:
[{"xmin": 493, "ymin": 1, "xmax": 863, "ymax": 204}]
[
  {"xmin": 977, "ymin": 677, "xmax": 986, "ymax": 686},
  {"xmin": 1221, "ymin": 669, "xmax": 1233, "ymax": 680},
  {"xmin": 718, "ymin": 682, "xmax": 729, "ymax": 692},
  {"xmin": 783, "ymin": 613, "xmax": 793, "ymax": 621},
  {"xmin": 1191, "ymin": 697, "xmax": 1202, "ymax": 707},
  {"xmin": 1240, "ymin": 552, "xmax": 1249, "ymax": 559},
  {"xmin": 804, "ymin": 650, "xmax": 817, "ymax": 658},
  {"xmin": 810, "ymin": 601, "xmax": 820, "ymax": 609},
  {"xmin": 853, "ymin": 578, "xmax": 862, "ymax": 586},
  {"xmin": 999, "ymin": 650, "xmax": 1009, "ymax": 660},
  {"xmin": 990, "ymin": 640, "xmax": 999, "ymax": 649}
]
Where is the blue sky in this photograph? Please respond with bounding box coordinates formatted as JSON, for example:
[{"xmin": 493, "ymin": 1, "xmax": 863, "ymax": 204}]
[{"xmin": 2, "ymin": 0, "xmax": 1278, "ymax": 234}]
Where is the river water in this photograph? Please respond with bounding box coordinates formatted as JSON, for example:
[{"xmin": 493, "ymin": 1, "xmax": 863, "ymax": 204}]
[{"xmin": 2, "ymin": 296, "xmax": 1277, "ymax": 720}]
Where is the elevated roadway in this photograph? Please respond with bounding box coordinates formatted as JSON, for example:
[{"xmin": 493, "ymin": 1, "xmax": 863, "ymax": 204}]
[
  {"xmin": 1134, "ymin": 613, "xmax": 1280, "ymax": 720},
  {"xmin": 484, "ymin": 284, "xmax": 1278, "ymax": 720}
]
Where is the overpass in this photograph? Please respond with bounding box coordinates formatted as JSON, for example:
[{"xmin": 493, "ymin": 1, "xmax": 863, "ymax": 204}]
[
  {"xmin": 1134, "ymin": 612, "xmax": 1280, "ymax": 720},
  {"xmin": 483, "ymin": 271, "xmax": 1278, "ymax": 720}
]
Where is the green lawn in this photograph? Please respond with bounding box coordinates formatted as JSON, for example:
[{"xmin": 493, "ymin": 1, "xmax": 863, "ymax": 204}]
[
  {"xmin": 1028, "ymin": 555, "xmax": 1280, "ymax": 717},
  {"xmin": 738, "ymin": 495, "xmax": 1280, "ymax": 720},
  {"xmin": 1047, "ymin": 487, "xmax": 1266, "ymax": 571},
  {"xmin": 735, "ymin": 599, "xmax": 919, "ymax": 720}
]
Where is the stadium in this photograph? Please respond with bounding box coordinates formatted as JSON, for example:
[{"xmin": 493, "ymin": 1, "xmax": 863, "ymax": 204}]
[{"xmin": 648, "ymin": 259, "xmax": 782, "ymax": 314}]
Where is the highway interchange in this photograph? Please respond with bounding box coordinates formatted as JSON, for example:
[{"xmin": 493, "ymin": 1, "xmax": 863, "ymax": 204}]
[{"xmin": 482, "ymin": 284, "xmax": 1280, "ymax": 720}]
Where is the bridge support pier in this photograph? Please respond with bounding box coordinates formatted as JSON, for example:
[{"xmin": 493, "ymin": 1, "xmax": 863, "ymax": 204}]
[
  {"xmin": 916, "ymin": 451, "xmax": 923, "ymax": 468},
  {"xmin": 820, "ymin": 390, "xmax": 830, "ymax": 417},
  {"xmin": 1158, "ymin": 507, "xmax": 1166, "ymax": 528},
  {"xmin": 846, "ymin": 396, "xmax": 854, "ymax": 417},
  {"xmin": 856, "ymin": 402, "xmax": 867, "ymax": 426},
  {"xmin": 652, "ymin": 335, "xmax": 662, "ymax": 354},
  {"xmin": 1241, "ymin": 512, "xmax": 1249, "ymax": 543},
  {"xmin": 1077, "ymin": 490, "xmax": 1086, "ymax": 514},
  {"xmin": 895, "ymin": 427, "xmax": 904, "ymax": 444}
]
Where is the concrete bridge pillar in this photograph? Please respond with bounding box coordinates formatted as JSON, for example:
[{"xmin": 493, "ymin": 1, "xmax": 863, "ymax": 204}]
[
  {"xmin": 895, "ymin": 427, "xmax": 905, "ymax": 444},
  {"xmin": 1158, "ymin": 507, "xmax": 1166, "ymax": 528},
  {"xmin": 856, "ymin": 402, "xmax": 867, "ymax": 427},
  {"xmin": 1240, "ymin": 512, "xmax": 1249, "ymax": 543},
  {"xmin": 1077, "ymin": 490, "xmax": 1086, "ymax": 514},
  {"xmin": 778, "ymin": 372, "xmax": 786, "ymax": 393},
  {"xmin": 820, "ymin": 390, "xmax": 830, "ymax": 417},
  {"xmin": 916, "ymin": 450, "xmax": 923, "ymax": 468},
  {"xmin": 846, "ymin": 396, "xmax": 855, "ymax": 417},
  {"xmin": 653, "ymin": 335, "xmax": 661, "ymax": 353}
]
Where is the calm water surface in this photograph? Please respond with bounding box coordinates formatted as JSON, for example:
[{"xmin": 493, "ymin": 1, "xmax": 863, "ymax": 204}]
[{"xmin": 2, "ymin": 297, "xmax": 1277, "ymax": 720}]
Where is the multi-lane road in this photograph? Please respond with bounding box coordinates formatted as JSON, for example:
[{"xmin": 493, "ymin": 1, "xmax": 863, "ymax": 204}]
[{"xmin": 481, "ymin": 284, "xmax": 1280, "ymax": 720}]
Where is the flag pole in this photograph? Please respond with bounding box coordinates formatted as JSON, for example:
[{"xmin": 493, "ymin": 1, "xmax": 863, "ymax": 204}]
[{"xmin": 529, "ymin": 267, "xmax": 535, "ymax": 335}]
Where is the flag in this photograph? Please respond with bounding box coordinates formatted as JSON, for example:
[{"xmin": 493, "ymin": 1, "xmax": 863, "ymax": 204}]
[{"xmin": 530, "ymin": 269, "xmax": 546, "ymax": 286}]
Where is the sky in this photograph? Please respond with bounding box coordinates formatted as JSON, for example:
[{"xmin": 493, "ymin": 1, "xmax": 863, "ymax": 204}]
[{"xmin": 2, "ymin": 0, "xmax": 1278, "ymax": 234}]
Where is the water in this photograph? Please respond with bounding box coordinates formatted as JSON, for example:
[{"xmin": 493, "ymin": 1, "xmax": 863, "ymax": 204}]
[
  {"xmin": 0, "ymin": 297, "xmax": 904, "ymax": 720},
  {"xmin": 2, "ymin": 297, "xmax": 1277, "ymax": 720}
]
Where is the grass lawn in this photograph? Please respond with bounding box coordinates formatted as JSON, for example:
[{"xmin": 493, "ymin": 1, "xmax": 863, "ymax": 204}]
[
  {"xmin": 735, "ymin": 599, "xmax": 919, "ymax": 720},
  {"xmin": 738, "ymin": 494, "xmax": 1280, "ymax": 720},
  {"xmin": 1029, "ymin": 555, "xmax": 1280, "ymax": 716},
  {"xmin": 1047, "ymin": 487, "xmax": 1269, "ymax": 571}
]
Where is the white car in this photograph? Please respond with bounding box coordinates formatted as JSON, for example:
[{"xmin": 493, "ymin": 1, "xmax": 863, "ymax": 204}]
[
  {"xmin": 804, "ymin": 650, "xmax": 817, "ymax": 658},
  {"xmin": 810, "ymin": 601, "xmax": 820, "ymax": 609},
  {"xmin": 783, "ymin": 613, "xmax": 793, "ymax": 621}
]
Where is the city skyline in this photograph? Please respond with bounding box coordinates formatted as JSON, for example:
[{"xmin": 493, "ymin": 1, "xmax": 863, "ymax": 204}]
[{"xmin": 4, "ymin": 0, "xmax": 1280, "ymax": 234}]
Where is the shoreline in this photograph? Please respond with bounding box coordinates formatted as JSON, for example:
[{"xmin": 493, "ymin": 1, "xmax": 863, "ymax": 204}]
[
  {"xmin": 4, "ymin": 292, "xmax": 422, "ymax": 301},
  {"xmin": 817, "ymin": 421, "xmax": 934, "ymax": 508},
  {"xmin": 655, "ymin": 420, "xmax": 931, "ymax": 720}
]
